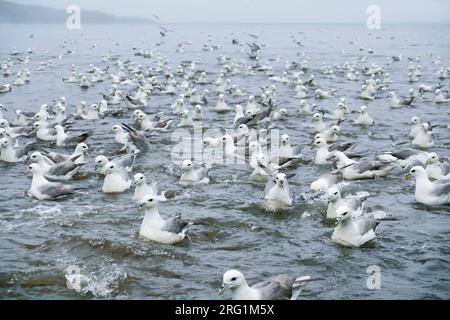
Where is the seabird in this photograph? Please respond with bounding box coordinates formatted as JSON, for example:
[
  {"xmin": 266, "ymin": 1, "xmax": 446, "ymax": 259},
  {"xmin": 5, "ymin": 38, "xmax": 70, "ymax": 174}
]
[
  {"xmin": 26, "ymin": 163, "xmax": 74, "ymax": 200},
  {"xmin": 219, "ymin": 270, "xmax": 311, "ymax": 300},
  {"xmin": 137, "ymin": 194, "xmax": 189, "ymax": 244},
  {"xmin": 406, "ymin": 166, "xmax": 450, "ymax": 205}
]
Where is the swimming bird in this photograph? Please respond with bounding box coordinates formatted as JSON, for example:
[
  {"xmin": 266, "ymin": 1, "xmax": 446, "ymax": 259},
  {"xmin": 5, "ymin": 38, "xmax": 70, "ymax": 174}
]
[
  {"xmin": 409, "ymin": 116, "xmax": 422, "ymax": 139},
  {"xmin": 298, "ymin": 100, "xmax": 314, "ymax": 116},
  {"xmin": 218, "ymin": 270, "xmax": 311, "ymax": 300},
  {"xmin": 0, "ymin": 119, "xmax": 31, "ymax": 138},
  {"xmin": 137, "ymin": 194, "xmax": 189, "ymax": 244},
  {"xmin": 54, "ymin": 125, "xmax": 92, "ymax": 147},
  {"xmin": 310, "ymin": 172, "xmax": 343, "ymax": 192},
  {"xmin": 262, "ymin": 172, "xmax": 292, "ymax": 211},
  {"xmin": 125, "ymin": 89, "xmax": 149, "ymax": 109},
  {"xmin": 29, "ymin": 151, "xmax": 83, "ymax": 179},
  {"xmin": 360, "ymin": 85, "xmax": 375, "ymax": 100},
  {"xmin": 354, "ymin": 105, "xmax": 374, "ymax": 127},
  {"xmin": 179, "ymin": 159, "xmax": 210, "ymax": 186},
  {"xmin": 272, "ymin": 108, "xmax": 288, "ymax": 121},
  {"xmin": 425, "ymin": 152, "xmax": 450, "ymax": 180},
  {"xmin": 412, "ymin": 123, "xmax": 434, "ymax": 149},
  {"xmin": 132, "ymin": 173, "xmax": 164, "ymax": 204},
  {"xmin": 235, "ymin": 99, "xmax": 273, "ymax": 127},
  {"xmin": 33, "ymin": 121, "xmax": 57, "ymax": 142},
  {"xmin": 388, "ymin": 91, "xmax": 413, "ymax": 108},
  {"xmin": 177, "ymin": 110, "xmax": 194, "ymax": 128},
  {"xmin": 102, "ymin": 162, "xmax": 132, "ymax": 193},
  {"xmin": 321, "ymin": 125, "xmax": 341, "ymax": 143},
  {"xmin": 327, "ymin": 151, "xmax": 394, "ymax": 180},
  {"xmin": 0, "ymin": 84, "xmax": 12, "ymax": 94},
  {"xmin": 326, "ymin": 187, "xmax": 369, "ymax": 219},
  {"xmin": 215, "ymin": 94, "xmax": 231, "ymax": 112},
  {"xmin": 26, "ymin": 163, "xmax": 74, "ymax": 200},
  {"xmin": 279, "ymin": 134, "xmax": 303, "ymax": 158},
  {"xmin": 434, "ymin": 89, "xmax": 450, "ymax": 103},
  {"xmin": 406, "ymin": 166, "xmax": 450, "ymax": 205},
  {"xmin": 112, "ymin": 124, "xmax": 130, "ymax": 148},
  {"xmin": 313, "ymin": 138, "xmax": 331, "ymax": 165},
  {"xmin": 81, "ymin": 104, "xmax": 100, "ymax": 120},
  {"xmin": 311, "ymin": 113, "xmax": 332, "ymax": 133},
  {"xmin": 12, "ymin": 109, "xmax": 28, "ymax": 127},
  {"xmin": 378, "ymin": 148, "xmax": 428, "ymax": 169},
  {"xmin": 95, "ymin": 153, "xmax": 135, "ymax": 175},
  {"xmin": 331, "ymin": 206, "xmax": 381, "ymax": 247},
  {"xmin": 44, "ymin": 144, "xmax": 87, "ymax": 165},
  {"xmin": 0, "ymin": 137, "xmax": 33, "ymax": 162}
]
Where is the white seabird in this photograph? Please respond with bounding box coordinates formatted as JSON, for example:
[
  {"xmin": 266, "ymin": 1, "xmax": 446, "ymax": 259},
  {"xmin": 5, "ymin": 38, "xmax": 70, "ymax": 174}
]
[
  {"xmin": 218, "ymin": 270, "xmax": 311, "ymax": 300},
  {"xmin": 412, "ymin": 123, "xmax": 434, "ymax": 149},
  {"xmin": 0, "ymin": 137, "xmax": 32, "ymax": 163},
  {"xmin": 137, "ymin": 194, "xmax": 189, "ymax": 244},
  {"xmin": 26, "ymin": 163, "xmax": 74, "ymax": 200},
  {"xmin": 102, "ymin": 162, "xmax": 132, "ymax": 193},
  {"xmin": 406, "ymin": 166, "xmax": 450, "ymax": 205},
  {"xmin": 327, "ymin": 151, "xmax": 394, "ymax": 180},
  {"xmin": 262, "ymin": 172, "xmax": 292, "ymax": 211},
  {"xmin": 425, "ymin": 152, "xmax": 450, "ymax": 180},
  {"xmin": 354, "ymin": 105, "xmax": 374, "ymax": 127},
  {"xmin": 179, "ymin": 159, "xmax": 210, "ymax": 186},
  {"xmin": 132, "ymin": 173, "xmax": 164, "ymax": 203},
  {"xmin": 326, "ymin": 187, "xmax": 369, "ymax": 219},
  {"xmin": 331, "ymin": 206, "xmax": 381, "ymax": 248}
]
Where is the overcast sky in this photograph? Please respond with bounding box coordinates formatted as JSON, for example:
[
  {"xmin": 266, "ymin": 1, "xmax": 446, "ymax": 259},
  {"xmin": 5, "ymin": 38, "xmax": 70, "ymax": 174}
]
[{"xmin": 9, "ymin": 0, "xmax": 450, "ymax": 24}]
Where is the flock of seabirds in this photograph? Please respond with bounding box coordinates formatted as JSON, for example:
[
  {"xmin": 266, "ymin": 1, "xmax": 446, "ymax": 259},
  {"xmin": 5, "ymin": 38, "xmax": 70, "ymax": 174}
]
[{"xmin": 1, "ymin": 26, "xmax": 450, "ymax": 300}]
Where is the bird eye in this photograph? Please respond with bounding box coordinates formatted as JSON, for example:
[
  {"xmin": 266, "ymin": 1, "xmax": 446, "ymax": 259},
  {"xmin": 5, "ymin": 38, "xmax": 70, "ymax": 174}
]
[
  {"xmin": 28, "ymin": 166, "xmax": 32, "ymax": 169},
  {"xmin": 231, "ymin": 277, "xmax": 237, "ymax": 281},
  {"xmin": 412, "ymin": 170, "xmax": 416, "ymax": 173},
  {"xmin": 334, "ymin": 192, "xmax": 338, "ymax": 195},
  {"xmin": 148, "ymin": 199, "xmax": 153, "ymax": 202}
]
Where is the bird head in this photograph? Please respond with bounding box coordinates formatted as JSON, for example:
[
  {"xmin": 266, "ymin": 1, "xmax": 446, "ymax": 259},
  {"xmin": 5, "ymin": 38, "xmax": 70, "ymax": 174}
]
[{"xmin": 219, "ymin": 270, "xmax": 245, "ymax": 296}]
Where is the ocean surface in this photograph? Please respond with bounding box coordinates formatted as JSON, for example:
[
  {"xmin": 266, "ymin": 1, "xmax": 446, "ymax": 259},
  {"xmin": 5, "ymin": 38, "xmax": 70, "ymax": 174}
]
[{"xmin": 0, "ymin": 23, "xmax": 449, "ymax": 299}]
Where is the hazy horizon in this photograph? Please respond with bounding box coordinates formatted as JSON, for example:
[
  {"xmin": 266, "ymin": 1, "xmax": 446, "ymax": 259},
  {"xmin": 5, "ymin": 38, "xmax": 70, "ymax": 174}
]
[{"xmin": 6, "ymin": 0, "xmax": 450, "ymax": 24}]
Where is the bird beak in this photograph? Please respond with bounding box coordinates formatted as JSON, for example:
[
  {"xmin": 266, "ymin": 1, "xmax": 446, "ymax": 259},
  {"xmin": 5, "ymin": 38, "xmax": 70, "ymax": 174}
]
[
  {"xmin": 131, "ymin": 181, "xmax": 136, "ymax": 187},
  {"xmin": 405, "ymin": 173, "xmax": 412, "ymax": 180},
  {"xmin": 137, "ymin": 203, "xmax": 145, "ymax": 211},
  {"xmin": 218, "ymin": 283, "xmax": 228, "ymax": 296},
  {"xmin": 335, "ymin": 217, "xmax": 343, "ymax": 225}
]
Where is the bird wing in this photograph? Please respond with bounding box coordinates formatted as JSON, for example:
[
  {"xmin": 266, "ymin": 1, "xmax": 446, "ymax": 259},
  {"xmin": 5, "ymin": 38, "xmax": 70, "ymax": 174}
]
[
  {"xmin": 355, "ymin": 216, "xmax": 379, "ymax": 236},
  {"xmin": 354, "ymin": 160, "xmax": 386, "ymax": 174},
  {"xmin": 431, "ymin": 181, "xmax": 450, "ymax": 197},
  {"xmin": 16, "ymin": 143, "xmax": 34, "ymax": 159},
  {"xmin": 48, "ymin": 155, "xmax": 83, "ymax": 176},
  {"xmin": 115, "ymin": 152, "xmax": 136, "ymax": 169},
  {"xmin": 38, "ymin": 183, "xmax": 73, "ymax": 199},
  {"xmin": 161, "ymin": 215, "xmax": 189, "ymax": 234},
  {"xmin": 253, "ymin": 274, "xmax": 293, "ymax": 300}
]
